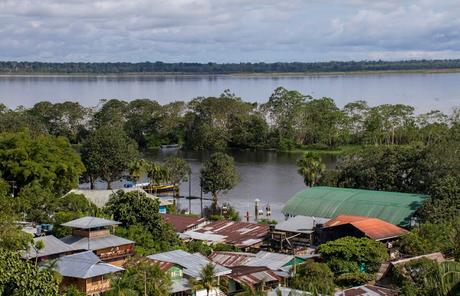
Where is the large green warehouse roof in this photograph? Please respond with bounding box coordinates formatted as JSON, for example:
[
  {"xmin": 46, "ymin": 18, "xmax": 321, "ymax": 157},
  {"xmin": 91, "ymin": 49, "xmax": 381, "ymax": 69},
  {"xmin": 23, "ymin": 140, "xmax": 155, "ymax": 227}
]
[{"xmin": 281, "ymin": 186, "xmax": 428, "ymax": 227}]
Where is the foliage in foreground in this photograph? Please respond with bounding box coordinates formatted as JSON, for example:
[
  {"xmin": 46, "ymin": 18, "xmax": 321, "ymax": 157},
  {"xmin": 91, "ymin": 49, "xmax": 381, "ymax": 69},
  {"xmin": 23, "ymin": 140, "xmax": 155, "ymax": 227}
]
[
  {"xmin": 392, "ymin": 258, "xmax": 460, "ymax": 296},
  {"xmin": 318, "ymin": 237, "xmax": 388, "ymax": 286},
  {"xmin": 398, "ymin": 216, "xmax": 460, "ymax": 260},
  {"xmin": 290, "ymin": 260, "xmax": 335, "ymax": 295},
  {"xmin": 0, "ymin": 248, "xmax": 59, "ymax": 295}
]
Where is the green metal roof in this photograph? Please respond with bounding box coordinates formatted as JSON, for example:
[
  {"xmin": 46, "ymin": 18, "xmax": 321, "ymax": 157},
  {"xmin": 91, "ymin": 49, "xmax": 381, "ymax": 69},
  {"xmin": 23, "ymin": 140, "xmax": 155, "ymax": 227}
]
[{"xmin": 281, "ymin": 186, "xmax": 428, "ymax": 226}]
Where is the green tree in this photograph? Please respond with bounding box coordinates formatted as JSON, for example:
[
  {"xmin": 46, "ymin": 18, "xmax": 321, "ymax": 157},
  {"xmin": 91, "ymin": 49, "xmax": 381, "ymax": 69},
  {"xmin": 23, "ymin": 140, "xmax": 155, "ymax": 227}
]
[
  {"xmin": 200, "ymin": 152, "xmax": 239, "ymax": 211},
  {"xmin": 417, "ymin": 176, "xmax": 460, "ymax": 223},
  {"xmin": 164, "ymin": 156, "xmax": 191, "ymax": 188},
  {"xmin": 318, "ymin": 237, "xmax": 388, "ymax": 285},
  {"xmin": 15, "ymin": 182, "xmax": 56, "ymax": 224},
  {"xmin": 290, "ymin": 260, "xmax": 335, "ymax": 296},
  {"xmin": 0, "ymin": 248, "xmax": 59, "ymax": 295},
  {"xmin": 393, "ymin": 258, "xmax": 460, "ymax": 296},
  {"xmin": 296, "ymin": 152, "xmax": 325, "ymax": 187},
  {"xmin": 190, "ymin": 263, "xmax": 218, "ymax": 296},
  {"xmin": 106, "ymin": 257, "xmax": 171, "ymax": 296},
  {"xmin": 105, "ymin": 190, "xmax": 179, "ymax": 250},
  {"xmin": 128, "ymin": 159, "xmax": 147, "ymax": 185},
  {"xmin": 0, "ymin": 131, "xmax": 84, "ymax": 195},
  {"xmin": 398, "ymin": 217, "xmax": 459, "ymax": 259},
  {"xmin": 145, "ymin": 161, "xmax": 169, "ymax": 186},
  {"xmin": 81, "ymin": 126, "xmax": 138, "ymax": 189},
  {"xmin": 262, "ymin": 87, "xmax": 308, "ymax": 149}
]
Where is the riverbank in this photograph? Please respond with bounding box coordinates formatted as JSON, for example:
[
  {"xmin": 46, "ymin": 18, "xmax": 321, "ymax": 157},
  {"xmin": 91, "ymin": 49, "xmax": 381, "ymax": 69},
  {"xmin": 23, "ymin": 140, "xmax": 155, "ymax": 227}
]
[
  {"xmin": 282, "ymin": 145, "xmax": 362, "ymax": 155},
  {"xmin": 2, "ymin": 68, "xmax": 460, "ymax": 77}
]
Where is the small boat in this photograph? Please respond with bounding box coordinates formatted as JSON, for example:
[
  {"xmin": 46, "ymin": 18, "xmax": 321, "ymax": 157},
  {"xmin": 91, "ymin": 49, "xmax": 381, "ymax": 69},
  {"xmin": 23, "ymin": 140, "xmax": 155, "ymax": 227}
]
[
  {"xmin": 142, "ymin": 183, "xmax": 177, "ymax": 195},
  {"xmin": 160, "ymin": 144, "xmax": 181, "ymax": 150}
]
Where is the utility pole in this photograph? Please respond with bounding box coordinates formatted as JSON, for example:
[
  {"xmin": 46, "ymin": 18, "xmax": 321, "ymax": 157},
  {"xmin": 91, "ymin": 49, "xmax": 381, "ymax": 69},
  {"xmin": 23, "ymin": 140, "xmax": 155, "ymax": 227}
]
[
  {"xmin": 188, "ymin": 172, "xmax": 192, "ymax": 214},
  {"xmin": 200, "ymin": 185, "xmax": 203, "ymax": 218}
]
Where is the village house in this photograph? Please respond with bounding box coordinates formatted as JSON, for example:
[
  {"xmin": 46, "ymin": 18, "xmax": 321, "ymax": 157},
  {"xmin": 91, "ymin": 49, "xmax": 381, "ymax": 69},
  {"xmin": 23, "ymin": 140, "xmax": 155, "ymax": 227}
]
[
  {"xmin": 181, "ymin": 220, "xmax": 269, "ymax": 251},
  {"xmin": 66, "ymin": 188, "xmax": 173, "ymax": 213},
  {"xmin": 335, "ymin": 285, "xmax": 398, "ymax": 296},
  {"xmin": 147, "ymin": 249, "xmax": 231, "ymax": 296},
  {"xmin": 226, "ymin": 265, "xmax": 281, "ymax": 294},
  {"xmin": 60, "ymin": 216, "xmax": 135, "ymax": 266},
  {"xmin": 317, "ymin": 214, "xmax": 408, "ymax": 244},
  {"xmin": 162, "ymin": 213, "xmax": 207, "ymax": 233},
  {"xmin": 269, "ymin": 215, "xmax": 330, "ymax": 251},
  {"xmin": 22, "ymin": 235, "xmax": 75, "ymax": 262},
  {"xmin": 209, "ymin": 250, "xmax": 306, "ymax": 279},
  {"xmin": 282, "ymin": 186, "xmax": 428, "ymax": 227},
  {"xmin": 56, "ymin": 251, "xmax": 124, "ymax": 295}
]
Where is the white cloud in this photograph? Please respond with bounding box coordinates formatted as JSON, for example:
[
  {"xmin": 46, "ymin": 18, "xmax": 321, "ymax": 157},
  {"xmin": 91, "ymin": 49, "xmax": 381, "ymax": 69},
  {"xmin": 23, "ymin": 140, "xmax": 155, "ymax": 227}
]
[{"xmin": 0, "ymin": 0, "xmax": 459, "ymax": 62}]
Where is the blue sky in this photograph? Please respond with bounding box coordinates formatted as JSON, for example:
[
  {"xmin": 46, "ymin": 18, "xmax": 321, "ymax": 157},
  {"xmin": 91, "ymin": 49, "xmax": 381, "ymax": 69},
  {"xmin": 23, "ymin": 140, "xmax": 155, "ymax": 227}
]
[{"xmin": 1, "ymin": 0, "xmax": 459, "ymax": 62}]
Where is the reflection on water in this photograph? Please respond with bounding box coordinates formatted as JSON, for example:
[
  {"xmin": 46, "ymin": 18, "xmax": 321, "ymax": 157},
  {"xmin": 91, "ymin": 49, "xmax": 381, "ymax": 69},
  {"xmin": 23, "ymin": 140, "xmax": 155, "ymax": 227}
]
[{"xmin": 152, "ymin": 150, "xmax": 337, "ymax": 221}]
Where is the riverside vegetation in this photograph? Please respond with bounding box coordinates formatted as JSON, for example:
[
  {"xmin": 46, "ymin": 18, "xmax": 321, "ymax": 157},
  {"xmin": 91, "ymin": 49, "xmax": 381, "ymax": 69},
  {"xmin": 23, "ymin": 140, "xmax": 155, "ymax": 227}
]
[{"xmin": 0, "ymin": 87, "xmax": 459, "ymax": 295}]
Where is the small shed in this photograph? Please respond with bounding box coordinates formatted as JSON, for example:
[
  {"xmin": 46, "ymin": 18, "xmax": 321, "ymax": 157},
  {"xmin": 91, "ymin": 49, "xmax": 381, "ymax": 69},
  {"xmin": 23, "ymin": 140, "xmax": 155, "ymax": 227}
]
[{"xmin": 271, "ymin": 215, "xmax": 330, "ymax": 250}]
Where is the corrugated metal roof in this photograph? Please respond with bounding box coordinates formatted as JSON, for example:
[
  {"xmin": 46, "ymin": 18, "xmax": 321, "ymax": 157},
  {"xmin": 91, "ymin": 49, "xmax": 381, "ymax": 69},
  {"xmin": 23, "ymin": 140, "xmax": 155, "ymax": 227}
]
[
  {"xmin": 275, "ymin": 215, "xmax": 330, "ymax": 234},
  {"xmin": 391, "ymin": 252, "xmax": 445, "ymax": 266},
  {"xmin": 66, "ymin": 188, "xmax": 173, "ymax": 208},
  {"xmin": 55, "ymin": 251, "xmax": 124, "ymax": 279},
  {"xmin": 61, "ymin": 216, "xmax": 121, "ymax": 229},
  {"xmin": 61, "ymin": 234, "xmax": 134, "ymax": 250},
  {"xmin": 162, "ymin": 214, "xmax": 207, "ymax": 233},
  {"xmin": 325, "ymin": 215, "xmax": 408, "ymax": 240},
  {"xmin": 208, "ymin": 252, "xmax": 255, "ymax": 267},
  {"xmin": 184, "ymin": 221, "xmax": 269, "ymax": 248},
  {"xmin": 335, "ymin": 285, "xmax": 398, "ymax": 296},
  {"xmin": 245, "ymin": 251, "xmax": 294, "ymax": 270},
  {"xmin": 147, "ymin": 250, "xmax": 231, "ymax": 279},
  {"xmin": 281, "ymin": 186, "xmax": 428, "ymax": 226},
  {"xmin": 22, "ymin": 235, "xmax": 74, "ymax": 259},
  {"xmin": 228, "ymin": 266, "xmax": 281, "ymax": 286},
  {"xmin": 171, "ymin": 278, "xmax": 191, "ymax": 293},
  {"xmin": 208, "ymin": 251, "xmax": 300, "ymax": 271},
  {"xmin": 267, "ymin": 287, "xmax": 311, "ymax": 296}
]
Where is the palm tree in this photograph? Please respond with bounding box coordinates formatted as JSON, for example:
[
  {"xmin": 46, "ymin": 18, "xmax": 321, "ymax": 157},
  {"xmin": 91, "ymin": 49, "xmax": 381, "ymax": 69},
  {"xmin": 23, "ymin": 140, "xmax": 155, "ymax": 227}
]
[
  {"xmin": 427, "ymin": 261, "xmax": 460, "ymax": 296},
  {"xmin": 146, "ymin": 161, "xmax": 169, "ymax": 186},
  {"xmin": 296, "ymin": 152, "xmax": 325, "ymax": 187},
  {"xmin": 42, "ymin": 258, "xmax": 62, "ymax": 284},
  {"xmin": 190, "ymin": 263, "xmax": 218, "ymax": 296},
  {"xmin": 128, "ymin": 159, "xmax": 146, "ymax": 185}
]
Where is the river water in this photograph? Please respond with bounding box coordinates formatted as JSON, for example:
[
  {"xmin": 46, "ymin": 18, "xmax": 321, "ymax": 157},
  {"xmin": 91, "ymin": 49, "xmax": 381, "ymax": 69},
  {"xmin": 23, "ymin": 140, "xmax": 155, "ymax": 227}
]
[
  {"xmin": 1, "ymin": 73, "xmax": 460, "ymax": 112},
  {"xmin": 2, "ymin": 73, "xmax": 459, "ymax": 221}
]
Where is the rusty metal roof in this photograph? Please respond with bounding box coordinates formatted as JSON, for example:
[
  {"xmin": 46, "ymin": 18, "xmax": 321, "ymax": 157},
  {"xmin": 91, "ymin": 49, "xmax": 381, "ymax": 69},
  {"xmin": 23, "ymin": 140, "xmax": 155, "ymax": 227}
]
[
  {"xmin": 208, "ymin": 251, "xmax": 255, "ymax": 267},
  {"xmin": 325, "ymin": 215, "xmax": 408, "ymax": 240},
  {"xmin": 149, "ymin": 259, "xmax": 175, "ymax": 272},
  {"xmin": 227, "ymin": 266, "xmax": 281, "ymax": 287},
  {"xmin": 162, "ymin": 213, "xmax": 207, "ymax": 233},
  {"xmin": 184, "ymin": 221, "xmax": 269, "ymax": 248}
]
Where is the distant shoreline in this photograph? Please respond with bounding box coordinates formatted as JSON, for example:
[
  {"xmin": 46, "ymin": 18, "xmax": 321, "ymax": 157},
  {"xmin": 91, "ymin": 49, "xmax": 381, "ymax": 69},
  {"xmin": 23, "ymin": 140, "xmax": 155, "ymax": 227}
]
[{"xmin": 1, "ymin": 68, "xmax": 460, "ymax": 77}]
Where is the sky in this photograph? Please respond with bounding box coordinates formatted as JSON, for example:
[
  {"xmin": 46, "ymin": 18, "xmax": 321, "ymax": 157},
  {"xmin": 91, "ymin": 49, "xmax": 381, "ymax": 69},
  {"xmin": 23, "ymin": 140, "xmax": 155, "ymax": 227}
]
[{"xmin": 1, "ymin": 0, "xmax": 460, "ymax": 63}]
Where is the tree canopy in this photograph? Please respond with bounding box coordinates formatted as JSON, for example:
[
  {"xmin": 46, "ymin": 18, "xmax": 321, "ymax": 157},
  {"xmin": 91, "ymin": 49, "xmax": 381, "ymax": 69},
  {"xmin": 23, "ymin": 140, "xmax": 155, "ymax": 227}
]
[
  {"xmin": 200, "ymin": 152, "xmax": 239, "ymax": 211},
  {"xmin": 0, "ymin": 131, "xmax": 84, "ymax": 195}
]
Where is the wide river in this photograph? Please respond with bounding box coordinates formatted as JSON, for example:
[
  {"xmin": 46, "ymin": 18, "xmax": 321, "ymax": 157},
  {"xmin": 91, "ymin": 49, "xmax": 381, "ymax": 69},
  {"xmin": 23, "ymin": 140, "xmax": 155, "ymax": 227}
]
[{"xmin": 1, "ymin": 73, "xmax": 459, "ymax": 221}]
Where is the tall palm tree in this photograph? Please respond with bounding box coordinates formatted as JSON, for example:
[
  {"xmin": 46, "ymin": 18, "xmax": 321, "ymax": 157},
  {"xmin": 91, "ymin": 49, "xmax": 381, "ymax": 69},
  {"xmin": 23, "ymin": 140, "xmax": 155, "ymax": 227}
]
[
  {"xmin": 128, "ymin": 159, "xmax": 146, "ymax": 185},
  {"xmin": 190, "ymin": 263, "xmax": 218, "ymax": 296},
  {"xmin": 146, "ymin": 161, "xmax": 169, "ymax": 186},
  {"xmin": 296, "ymin": 152, "xmax": 325, "ymax": 187},
  {"xmin": 428, "ymin": 261, "xmax": 460, "ymax": 296}
]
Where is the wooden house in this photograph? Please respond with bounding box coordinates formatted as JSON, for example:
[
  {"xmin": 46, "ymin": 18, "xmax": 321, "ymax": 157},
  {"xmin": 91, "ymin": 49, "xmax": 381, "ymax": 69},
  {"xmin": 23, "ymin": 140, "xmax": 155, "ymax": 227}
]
[
  {"xmin": 60, "ymin": 216, "xmax": 134, "ymax": 266},
  {"xmin": 56, "ymin": 251, "xmax": 124, "ymax": 295}
]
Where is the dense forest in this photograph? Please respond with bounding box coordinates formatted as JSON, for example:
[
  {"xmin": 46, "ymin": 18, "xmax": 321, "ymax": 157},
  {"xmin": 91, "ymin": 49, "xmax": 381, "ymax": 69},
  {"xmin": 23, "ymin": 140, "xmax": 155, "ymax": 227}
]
[
  {"xmin": 1, "ymin": 87, "xmax": 458, "ymax": 152},
  {"xmin": 2, "ymin": 59, "xmax": 460, "ymax": 74}
]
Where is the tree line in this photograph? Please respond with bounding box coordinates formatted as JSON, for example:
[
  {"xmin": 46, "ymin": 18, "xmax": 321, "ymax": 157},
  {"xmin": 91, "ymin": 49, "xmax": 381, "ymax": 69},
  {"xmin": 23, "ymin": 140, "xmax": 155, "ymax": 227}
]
[
  {"xmin": 1, "ymin": 88, "xmax": 459, "ymax": 152},
  {"xmin": 2, "ymin": 59, "xmax": 460, "ymax": 74}
]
